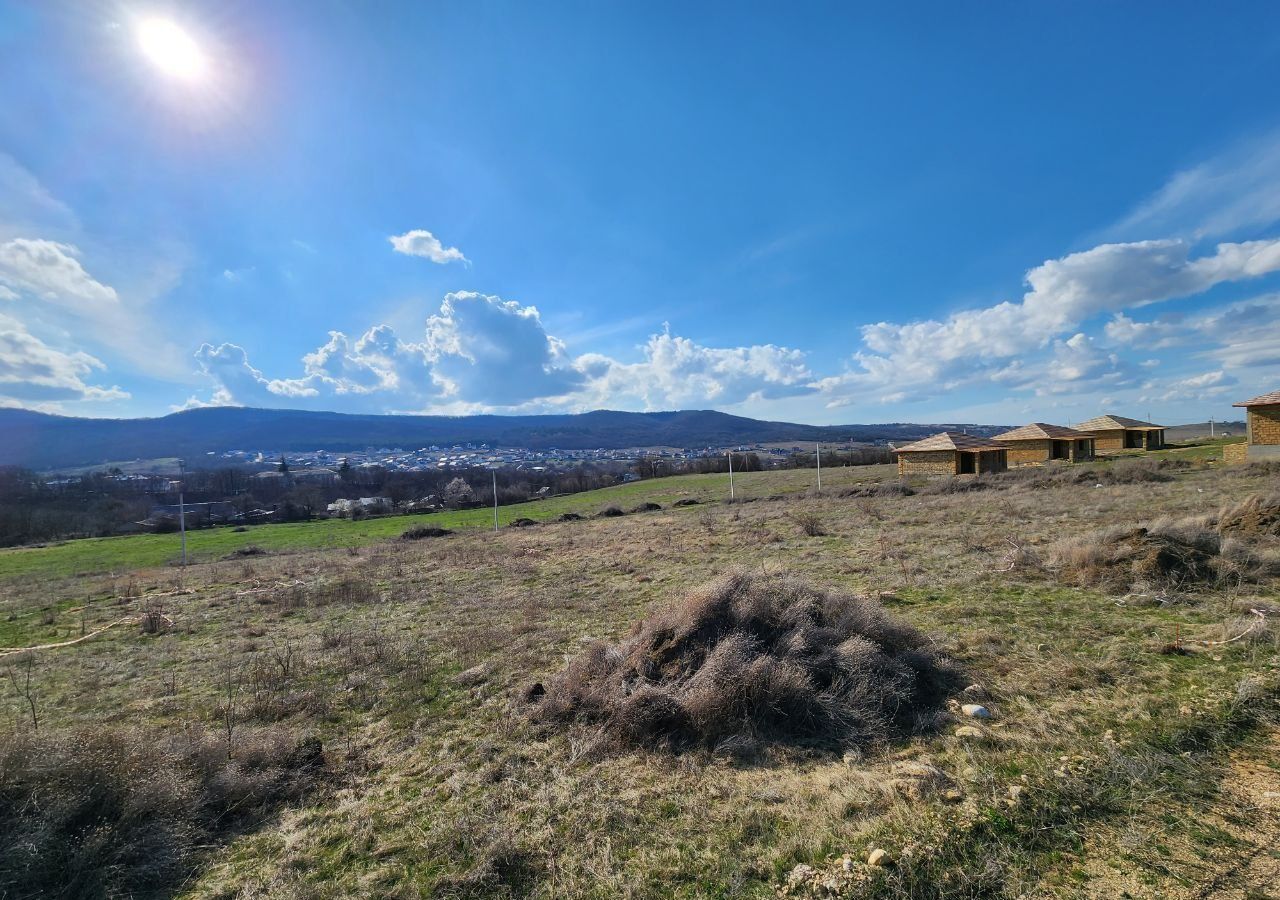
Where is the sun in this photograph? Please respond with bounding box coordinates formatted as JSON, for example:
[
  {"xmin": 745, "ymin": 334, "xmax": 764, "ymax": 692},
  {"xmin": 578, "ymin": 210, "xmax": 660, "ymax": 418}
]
[{"xmin": 136, "ymin": 18, "xmax": 208, "ymax": 82}]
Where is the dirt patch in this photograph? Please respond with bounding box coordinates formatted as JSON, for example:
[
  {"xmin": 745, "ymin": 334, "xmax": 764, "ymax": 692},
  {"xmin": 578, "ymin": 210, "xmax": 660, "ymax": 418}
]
[{"xmin": 524, "ymin": 570, "xmax": 962, "ymax": 754}]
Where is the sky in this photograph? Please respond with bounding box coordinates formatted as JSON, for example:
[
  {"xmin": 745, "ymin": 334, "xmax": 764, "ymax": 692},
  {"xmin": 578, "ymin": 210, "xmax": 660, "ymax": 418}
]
[{"xmin": 2, "ymin": 1, "xmax": 1280, "ymax": 426}]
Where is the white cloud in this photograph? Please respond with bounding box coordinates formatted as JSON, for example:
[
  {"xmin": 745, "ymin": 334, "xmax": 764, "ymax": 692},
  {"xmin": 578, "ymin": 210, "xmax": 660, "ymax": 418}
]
[
  {"xmin": 1140, "ymin": 369, "xmax": 1237, "ymax": 404},
  {"xmin": 0, "ymin": 286, "xmax": 17, "ymax": 301},
  {"xmin": 577, "ymin": 327, "xmax": 813, "ymax": 410},
  {"xmin": 1113, "ymin": 131, "xmax": 1280, "ymax": 240},
  {"xmin": 0, "ymin": 314, "xmax": 128, "ymax": 404},
  {"xmin": 192, "ymin": 292, "xmax": 813, "ymax": 414},
  {"xmin": 0, "ymin": 238, "xmax": 119, "ymax": 310},
  {"xmin": 1106, "ymin": 293, "xmax": 1280, "ymax": 369},
  {"xmin": 388, "ymin": 229, "xmax": 468, "ymax": 264},
  {"xmin": 819, "ymin": 237, "xmax": 1280, "ymax": 407}
]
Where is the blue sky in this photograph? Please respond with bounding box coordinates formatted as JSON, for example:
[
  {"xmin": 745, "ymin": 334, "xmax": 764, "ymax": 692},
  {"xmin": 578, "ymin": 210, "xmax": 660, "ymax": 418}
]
[{"xmin": 3, "ymin": 1, "xmax": 1280, "ymax": 425}]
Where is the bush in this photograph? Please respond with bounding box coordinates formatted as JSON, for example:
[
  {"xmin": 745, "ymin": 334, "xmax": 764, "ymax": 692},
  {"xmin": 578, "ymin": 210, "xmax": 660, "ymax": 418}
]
[
  {"xmin": 508, "ymin": 518, "xmax": 538, "ymax": 528},
  {"xmin": 673, "ymin": 498, "xmax": 700, "ymax": 507},
  {"xmin": 1218, "ymin": 493, "xmax": 1280, "ymax": 537},
  {"xmin": 558, "ymin": 512, "xmax": 584, "ymax": 521},
  {"xmin": 793, "ymin": 510, "xmax": 827, "ymax": 537},
  {"xmin": 631, "ymin": 502, "xmax": 663, "ymax": 513},
  {"xmin": 524, "ymin": 571, "xmax": 962, "ymax": 754},
  {"xmin": 0, "ymin": 727, "xmax": 324, "ymax": 898},
  {"xmin": 597, "ymin": 506, "xmax": 626, "ymax": 518}
]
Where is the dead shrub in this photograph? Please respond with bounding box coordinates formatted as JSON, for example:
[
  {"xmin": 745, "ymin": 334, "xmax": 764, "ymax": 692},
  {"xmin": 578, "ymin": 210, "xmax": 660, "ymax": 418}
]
[
  {"xmin": 793, "ymin": 510, "xmax": 827, "ymax": 537},
  {"xmin": 401, "ymin": 525, "xmax": 453, "ymax": 541},
  {"xmin": 673, "ymin": 498, "xmax": 701, "ymax": 507},
  {"xmin": 631, "ymin": 502, "xmax": 663, "ymax": 513},
  {"xmin": 524, "ymin": 571, "xmax": 962, "ymax": 753},
  {"xmin": 558, "ymin": 512, "xmax": 584, "ymax": 521},
  {"xmin": 225, "ymin": 545, "xmax": 268, "ymax": 559},
  {"xmin": 0, "ymin": 726, "xmax": 325, "ymax": 899},
  {"xmin": 597, "ymin": 506, "xmax": 626, "ymax": 518},
  {"xmin": 507, "ymin": 518, "xmax": 538, "ymax": 528},
  {"xmin": 314, "ymin": 575, "xmax": 378, "ymax": 605}
]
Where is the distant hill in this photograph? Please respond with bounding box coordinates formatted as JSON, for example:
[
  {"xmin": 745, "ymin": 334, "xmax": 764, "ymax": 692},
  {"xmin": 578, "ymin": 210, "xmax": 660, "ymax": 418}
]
[{"xmin": 0, "ymin": 407, "xmax": 1007, "ymax": 469}]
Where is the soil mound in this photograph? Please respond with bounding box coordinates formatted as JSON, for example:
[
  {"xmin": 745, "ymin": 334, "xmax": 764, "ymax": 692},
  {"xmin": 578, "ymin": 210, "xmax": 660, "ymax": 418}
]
[
  {"xmin": 400, "ymin": 525, "xmax": 453, "ymax": 540},
  {"xmin": 1219, "ymin": 494, "xmax": 1280, "ymax": 537},
  {"xmin": 1051, "ymin": 526, "xmax": 1218, "ymax": 589},
  {"xmin": 524, "ymin": 571, "xmax": 961, "ymax": 754}
]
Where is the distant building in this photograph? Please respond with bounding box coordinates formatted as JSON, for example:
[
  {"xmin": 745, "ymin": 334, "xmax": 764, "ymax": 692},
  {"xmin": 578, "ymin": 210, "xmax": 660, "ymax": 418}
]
[
  {"xmin": 894, "ymin": 432, "xmax": 1008, "ymax": 477},
  {"xmin": 1075, "ymin": 415, "xmax": 1165, "ymax": 453},
  {"xmin": 993, "ymin": 423, "xmax": 1096, "ymax": 467},
  {"xmin": 1230, "ymin": 390, "xmax": 1280, "ymax": 461}
]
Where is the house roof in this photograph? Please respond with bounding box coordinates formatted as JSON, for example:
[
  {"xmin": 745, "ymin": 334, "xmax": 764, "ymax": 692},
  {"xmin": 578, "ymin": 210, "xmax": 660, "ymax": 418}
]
[
  {"xmin": 1076, "ymin": 414, "xmax": 1164, "ymax": 431},
  {"xmin": 893, "ymin": 431, "xmax": 1008, "ymax": 453},
  {"xmin": 1233, "ymin": 390, "xmax": 1280, "ymax": 408},
  {"xmin": 993, "ymin": 422, "xmax": 1096, "ymax": 441}
]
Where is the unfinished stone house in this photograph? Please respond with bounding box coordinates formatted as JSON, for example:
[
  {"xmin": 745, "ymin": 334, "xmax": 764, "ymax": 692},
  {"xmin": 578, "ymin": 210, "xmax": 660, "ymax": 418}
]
[
  {"xmin": 1231, "ymin": 390, "xmax": 1280, "ymax": 461},
  {"xmin": 894, "ymin": 432, "xmax": 1008, "ymax": 477},
  {"xmin": 1075, "ymin": 414, "xmax": 1165, "ymax": 453},
  {"xmin": 993, "ymin": 423, "xmax": 1096, "ymax": 467}
]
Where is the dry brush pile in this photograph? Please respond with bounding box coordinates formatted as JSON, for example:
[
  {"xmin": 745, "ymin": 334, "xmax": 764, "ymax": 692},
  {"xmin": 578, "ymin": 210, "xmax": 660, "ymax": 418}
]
[{"xmin": 523, "ymin": 571, "xmax": 963, "ymax": 755}]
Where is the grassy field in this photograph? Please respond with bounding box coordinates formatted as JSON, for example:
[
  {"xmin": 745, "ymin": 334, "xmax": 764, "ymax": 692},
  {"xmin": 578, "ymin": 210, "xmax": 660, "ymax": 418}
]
[
  {"xmin": 0, "ymin": 465, "xmax": 891, "ymax": 581},
  {"xmin": 1, "ymin": 457, "xmax": 1277, "ymax": 899}
]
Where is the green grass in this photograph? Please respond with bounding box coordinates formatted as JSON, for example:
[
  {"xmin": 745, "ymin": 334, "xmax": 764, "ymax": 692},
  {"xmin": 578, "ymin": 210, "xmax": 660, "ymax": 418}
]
[
  {"xmin": 0, "ymin": 465, "xmax": 893, "ymax": 581},
  {"xmin": 1152, "ymin": 437, "xmax": 1247, "ymax": 462}
]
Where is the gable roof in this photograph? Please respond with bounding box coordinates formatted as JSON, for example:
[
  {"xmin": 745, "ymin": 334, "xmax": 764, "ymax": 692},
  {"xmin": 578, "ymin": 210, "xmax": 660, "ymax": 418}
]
[
  {"xmin": 1076, "ymin": 414, "xmax": 1164, "ymax": 431},
  {"xmin": 994, "ymin": 422, "xmax": 1096, "ymax": 441},
  {"xmin": 1233, "ymin": 390, "xmax": 1280, "ymax": 408},
  {"xmin": 893, "ymin": 431, "xmax": 1008, "ymax": 453}
]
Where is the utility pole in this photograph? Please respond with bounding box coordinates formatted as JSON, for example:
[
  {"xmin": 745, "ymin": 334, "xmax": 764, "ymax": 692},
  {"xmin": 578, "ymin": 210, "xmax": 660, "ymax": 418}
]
[
  {"xmin": 175, "ymin": 459, "xmax": 187, "ymax": 566},
  {"xmin": 727, "ymin": 450, "xmax": 735, "ymax": 501},
  {"xmin": 1210, "ymin": 417, "xmax": 1215, "ymax": 438},
  {"xmin": 815, "ymin": 443, "xmax": 822, "ymax": 493},
  {"xmin": 492, "ymin": 469, "xmax": 499, "ymax": 532}
]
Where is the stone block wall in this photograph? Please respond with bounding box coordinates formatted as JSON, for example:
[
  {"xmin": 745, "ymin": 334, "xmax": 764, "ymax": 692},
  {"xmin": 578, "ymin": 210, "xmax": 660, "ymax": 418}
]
[
  {"xmin": 1248, "ymin": 406, "xmax": 1280, "ymax": 445},
  {"xmin": 1002, "ymin": 441, "xmax": 1050, "ymax": 467},
  {"xmin": 898, "ymin": 450, "xmax": 957, "ymax": 477}
]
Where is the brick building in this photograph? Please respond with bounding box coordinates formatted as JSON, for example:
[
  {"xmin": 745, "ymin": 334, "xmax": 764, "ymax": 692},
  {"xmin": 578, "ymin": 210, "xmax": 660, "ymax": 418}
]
[
  {"xmin": 1075, "ymin": 414, "xmax": 1165, "ymax": 453},
  {"xmin": 1231, "ymin": 390, "xmax": 1280, "ymax": 461},
  {"xmin": 894, "ymin": 432, "xmax": 1008, "ymax": 478},
  {"xmin": 993, "ymin": 423, "xmax": 1096, "ymax": 467}
]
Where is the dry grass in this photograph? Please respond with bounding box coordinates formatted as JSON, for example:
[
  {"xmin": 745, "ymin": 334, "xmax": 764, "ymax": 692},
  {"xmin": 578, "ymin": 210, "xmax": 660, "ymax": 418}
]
[{"xmin": 0, "ymin": 457, "xmax": 1276, "ymax": 898}]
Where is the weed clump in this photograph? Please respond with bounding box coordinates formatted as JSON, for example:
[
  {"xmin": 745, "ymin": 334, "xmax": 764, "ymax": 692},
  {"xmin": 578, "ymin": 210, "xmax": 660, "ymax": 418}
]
[
  {"xmin": 401, "ymin": 525, "xmax": 453, "ymax": 540},
  {"xmin": 524, "ymin": 571, "xmax": 961, "ymax": 754}
]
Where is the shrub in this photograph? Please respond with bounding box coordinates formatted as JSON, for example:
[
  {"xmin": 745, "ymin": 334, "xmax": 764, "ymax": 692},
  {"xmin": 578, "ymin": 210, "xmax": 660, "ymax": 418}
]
[
  {"xmin": 673, "ymin": 498, "xmax": 700, "ymax": 507},
  {"xmin": 631, "ymin": 502, "xmax": 663, "ymax": 513},
  {"xmin": 0, "ymin": 726, "xmax": 324, "ymax": 898},
  {"xmin": 558, "ymin": 512, "xmax": 584, "ymax": 521},
  {"xmin": 597, "ymin": 506, "xmax": 626, "ymax": 518},
  {"xmin": 524, "ymin": 571, "xmax": 961, "ymax": 754},
  {"xmin": 508, "ymin": 518, "xmax": 538, "ymax": 528},
  {"xmin": 792, "ymin": 510, "xmax": 827, "ymax": 537}
]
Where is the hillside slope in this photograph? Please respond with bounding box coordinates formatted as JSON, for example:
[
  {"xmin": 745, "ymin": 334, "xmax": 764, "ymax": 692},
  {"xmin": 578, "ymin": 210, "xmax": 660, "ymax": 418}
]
[{"xmin": 0, "ymin": 406, "xmax": 998, "ymax": 468}]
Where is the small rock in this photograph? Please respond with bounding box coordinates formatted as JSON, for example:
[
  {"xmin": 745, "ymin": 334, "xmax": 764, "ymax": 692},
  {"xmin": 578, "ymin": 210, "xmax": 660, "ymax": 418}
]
[
  {"xmin": 867, "ymin": 848, "xmax": 890, "ymax": 867},
  {"xmin": 787, "ymin": 864, "xmax": 815, "ymax": 886},
  {"xmin": 962, "ymin": 683, "xmax": 984, "ymax": 696},
  {"xmin": 943, "ymin": 788, "xmax": 964, "ymax": 803},
  {"xmin": 954, "ymin": 725, "xmax": 986, "ymax": 740},
  {"xmin": 961, "ymin": 704, "xmax": 991, "ymax": 719}
]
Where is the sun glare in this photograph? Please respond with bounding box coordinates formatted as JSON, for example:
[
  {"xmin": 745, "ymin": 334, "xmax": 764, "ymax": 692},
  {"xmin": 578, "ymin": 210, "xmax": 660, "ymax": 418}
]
[{"xmin": 136, "ymin": 18, "xmax": 208, "ymax": 81}]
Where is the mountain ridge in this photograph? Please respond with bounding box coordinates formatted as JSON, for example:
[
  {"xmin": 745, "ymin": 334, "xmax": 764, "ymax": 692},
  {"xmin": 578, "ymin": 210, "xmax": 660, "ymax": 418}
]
[{"xmin": 0, "ymin": 406, "xmax": 1007, "ymax": 469}]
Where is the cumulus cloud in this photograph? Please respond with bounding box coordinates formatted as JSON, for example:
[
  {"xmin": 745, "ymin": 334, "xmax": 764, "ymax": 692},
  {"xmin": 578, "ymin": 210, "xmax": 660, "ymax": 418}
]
[
  {"xmin": 819, "ymin": 238, "xmax": 1280, "ymax": 407},
  {"xmin": 1106, "ymin": 293, "xmax": 1280, "ymax": 370},
  {"xmin": 192, "ymin": 292, "xmax": 813, "ymax": 414},
  {"xmin": 0, "ymin": 238, "xmax": 119, "ymax": 309},
  {"xmin": 388, "ymin": 229, "xmax": 467, "ymax": 264},
  {"xmin": 0, "ymin": 314, "xmax": 128, "ymax": 404},
  {"xmin": 1140, "ymin": 369, "xmax": 1237, "ymax": 404},
  {"xmin": 578, "ymin": 328, "xmax": 813, "ymax": 410}
]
